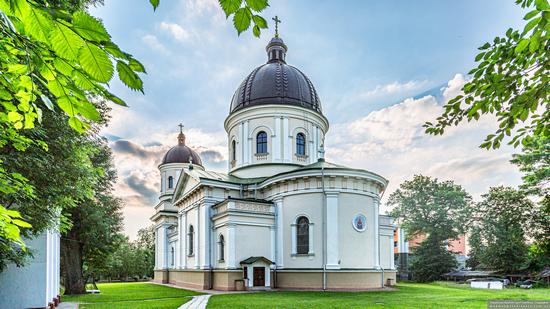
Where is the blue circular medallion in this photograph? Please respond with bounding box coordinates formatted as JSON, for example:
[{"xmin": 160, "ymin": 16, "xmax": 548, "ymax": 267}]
[{"xmin": 353, "ymin": 214, "xmax": 367, "ymax": 232}]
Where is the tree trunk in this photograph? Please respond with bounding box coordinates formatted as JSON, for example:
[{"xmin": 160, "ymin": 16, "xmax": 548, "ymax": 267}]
[{"xmin": 61, "ymin": 236, "xmax": 86, "ymax": 294}]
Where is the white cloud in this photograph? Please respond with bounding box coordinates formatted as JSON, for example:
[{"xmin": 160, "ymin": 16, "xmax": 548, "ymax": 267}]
[
  {"xmin": 141, "ymin": 34, "xmax": 169, "ymax": 54},
  {"xmin": 358, "ymin": 80, "xmax": 430, "ymax": 99},
  {"xmin": 327, "ymin": 74, "xmax": 522, "ymax": 213},
  {"xmin": 159, "ymin": 22, "xmax": 191, "ymax": 41},
  {"xmin": 106, "ymin": 73, "xmax": 523, "ymax": 238},
  {"xmin": 442, "ymin": 73, "xmax": 467, "ymax": 102}
]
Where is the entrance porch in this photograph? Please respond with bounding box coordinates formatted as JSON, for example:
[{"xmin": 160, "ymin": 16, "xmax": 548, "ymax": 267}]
[{"xmin": 240, "ymin": 256, "xmax": 274, "ymax": 289}]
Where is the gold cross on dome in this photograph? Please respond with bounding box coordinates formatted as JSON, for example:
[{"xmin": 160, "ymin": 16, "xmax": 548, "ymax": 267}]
[
  {"xmin": 272, "ymin": 16, "xmax": 281, "ymax": 37},
  {"xmin": 178, "ymin": 123, "xmax": 184, "ymax": 133}
]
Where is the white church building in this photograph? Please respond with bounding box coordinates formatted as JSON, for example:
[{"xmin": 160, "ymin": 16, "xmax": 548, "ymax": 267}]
[{"xmin": 152, "ymin": 33, "xmax": 396, "ymax": 291}]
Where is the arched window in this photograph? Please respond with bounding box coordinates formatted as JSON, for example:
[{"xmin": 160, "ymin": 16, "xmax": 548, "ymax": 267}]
[
  {"xmin": 296, "ymin": 216, "xmax": 309, "ymax": 254},
  {"xmin": 218, "ymin": 234, "xmax": 225, "ymax": 261},
  {"xmin": 168, "ymin": 176, "xmax": 174, "ymax": 189},
  {"xmin": 256, "ymin": 131, "xmax": 267, "ymax": 154},
  {"xmin": 231, "ymin": 140, "xmax": 236, "ymax": 162},
  {"xmin": 296, "ymin": 133, "xmax": 306, "ymax": 156},
  {"xmin": 188, "ymin": 225, "xmax": 194, "ymax": 256}
]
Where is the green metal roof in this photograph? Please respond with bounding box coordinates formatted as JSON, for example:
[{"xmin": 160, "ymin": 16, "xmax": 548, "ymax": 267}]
[{"xmin": 240, "ymin": 256, "xmax": 274, "ymax": 265}]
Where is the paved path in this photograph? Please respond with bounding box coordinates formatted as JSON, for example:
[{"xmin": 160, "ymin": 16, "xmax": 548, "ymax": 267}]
[
  {"xmin": 178, "ymin": 295, "xmax": 211, "ymax": 309},
  {"xmin": 58, "ymin": 302, "xmax": 79, "ymax": 309}
]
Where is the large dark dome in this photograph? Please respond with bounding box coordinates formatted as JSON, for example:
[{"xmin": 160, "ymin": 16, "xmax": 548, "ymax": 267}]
[
  {"xmin": 161, "ymin": 132, "xmax": 203, "ymax": 166},
  {"xmin": 230, "ymin": 36, "xmax": 322, "ymax": 114}
]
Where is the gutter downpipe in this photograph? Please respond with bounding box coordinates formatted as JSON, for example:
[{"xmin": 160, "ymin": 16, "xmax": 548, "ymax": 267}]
[
  {"xmin": 209, "ymin": 204, "xmax": 214, "ymax": 290},
  {"xmin": 320, "ymin": 148, "xmax": 327, "ymax": 291}
]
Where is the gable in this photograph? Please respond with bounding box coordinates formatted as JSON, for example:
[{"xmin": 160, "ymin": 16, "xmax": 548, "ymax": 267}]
[{"xmin": 171, "ymin": 171, "xmax": 201, "ymax": 203}]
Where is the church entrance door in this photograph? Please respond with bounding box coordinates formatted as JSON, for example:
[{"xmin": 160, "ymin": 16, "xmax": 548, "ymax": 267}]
[{"xmin": 253, "ymin": 267, "xmax": 265, "ymax": 286}]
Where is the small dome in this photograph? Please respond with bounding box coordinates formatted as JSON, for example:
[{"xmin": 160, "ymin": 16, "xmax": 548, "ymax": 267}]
[
  {"xmin": 161, "ymin": 130, "xmax": 203, "ymax": 166},
  {"xmin": 229, "ymin": 36, "xmax": 322, "ymax": 115}
]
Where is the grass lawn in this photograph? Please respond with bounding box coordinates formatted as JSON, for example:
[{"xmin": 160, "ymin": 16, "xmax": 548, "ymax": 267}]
[
  {"xmin": 63, "ymin": 282, "xmax": 201, "ymax": 308},
  {"xmin": 208, "ymin": 282, "xmax": 550, "ymax": 309}
]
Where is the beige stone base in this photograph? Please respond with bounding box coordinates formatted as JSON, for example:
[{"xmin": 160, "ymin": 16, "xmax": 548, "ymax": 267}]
[
  {"xmin": 276, "ymin": 270, "xmax": 397, "ymax": 290},
  {"xmin": 155, "ymin": 269, "xmax": 397, "ymax": 291},
  {"xmin": 153, "ymin": 270, "xmax": 169, "ymax": 284}
]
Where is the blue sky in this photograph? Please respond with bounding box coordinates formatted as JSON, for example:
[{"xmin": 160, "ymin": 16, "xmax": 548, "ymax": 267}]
[{"xmin": 90, "ymin": 0, "xmax": 528, "ymax": 238}]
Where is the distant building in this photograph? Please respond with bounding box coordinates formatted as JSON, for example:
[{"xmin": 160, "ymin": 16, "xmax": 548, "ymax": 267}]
[
  {"xmin": 0, "ymin": 229, "xmax": 61, "ymax": 309},
  {"xmin": 393, "ymin": 227, "xmax": 468, "ymax": 279}
]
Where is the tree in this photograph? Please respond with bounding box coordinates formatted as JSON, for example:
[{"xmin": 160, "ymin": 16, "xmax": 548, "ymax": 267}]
[
  {"xmin": 0, "ymin": 0, "xmax": 145, "ymax": 264},
  {"xmin": 388, "ymin": 175, "xmax": 473, "ymax": 241},
  {"xmin": 470, "ymin": 187, "xmax": 536, "ymax": 273},
  {"xmin": 135, "ymin": 225, "xmax": 155, "ymax": 278},
  {"xmin": 93, "ymin": 228, "xmax": 155, "ymax": 282},
  {"xmin": 409, "ymin": 236, "xmax": 457, "ymax": 282},
  {"xmin": 511, "ymin": 135, "xmax": 549, "ymax": 197},
  {"xmin": 510, "ymin": 135, "xmax": 549, "ymax": 270},
  {"xmin": 388, "ymin": 175, "xmax": 472, "ymax": 281},
  {"xmin": 425, "ymin": 0, "xmax": 549, "ymax": 149},
  {"xmin": 61, "ymin": 138, "xmax": 124, "ymax": 294},
  {"xmin": 465, "ymin": 228, "xmax": 484, "ymax": 270},
  {"xmin": 0, "ymin": 107, "xmax": 105, "ymax": 270}
]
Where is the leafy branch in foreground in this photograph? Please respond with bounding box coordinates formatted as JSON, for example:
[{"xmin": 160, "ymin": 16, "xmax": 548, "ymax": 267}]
[
  {"xmin": 0, "ymin": 0, "xmax": 145, "ymax": 262},
  {"xmin": 425, "ymin": 0, "xmax": 549, "ymax": 149},
  {"xmin": 150, "ymin": 0, "xmax": 270, "ymax": 37}
]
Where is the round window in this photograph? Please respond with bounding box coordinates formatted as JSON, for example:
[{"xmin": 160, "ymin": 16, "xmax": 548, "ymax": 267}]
[{"xmin": 352, "ymin": 213, "xmax": 367, "ymax": 232}]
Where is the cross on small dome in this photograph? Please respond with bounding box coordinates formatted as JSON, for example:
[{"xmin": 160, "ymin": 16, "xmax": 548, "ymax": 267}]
[{"xmin": 177, "ymin": 123, "xmax": 186, "ymax": 145}]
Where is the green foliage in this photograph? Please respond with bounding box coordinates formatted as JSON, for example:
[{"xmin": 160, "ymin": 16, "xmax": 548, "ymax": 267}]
[
  {"xmin": 149, "ymin": 0, "xmax": 159, "ymax": 11},
  {"xmin": 95, "ymin": 230, "xmax": 154, "ymax": 281},
  {"xmin": 424, "ymin": 0, "xmax": 549, "ymax": 149},
  {"xmin": 511, "ymin": 135, "xmax": 549, "ymax": 196},
  {"xmin": 469, "ymin": 187, "xmax": 537, "ymax": 273},
  {"xmin": 0, "ymin": 106, "xmax": 108, "ymax": 270},
  {"xmin": 220, "ymin": 0, "xmax": 269, "ymax": 37},
  {"xmin": 388, "ymin": 175, "xmax": 473, "ymax": 241},
  {"xmin": 62, "ymin": 135, "xmax": 124, "ymax": 294},
  {"xmin": 0, "ymin": 0, "xmax": 145, "ymax": 133},
  {"xmin": 149, "ymin": 0, "xmax": 271, "ymax": 37},
  {"xmin": 409, "ymin": 236, "xmax": 458, "ymax": 282},
  {"xmin": 0, "ymin": 0, "xmax": 145, "ymax": 270}
]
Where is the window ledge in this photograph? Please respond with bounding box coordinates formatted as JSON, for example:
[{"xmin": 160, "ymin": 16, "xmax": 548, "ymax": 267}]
[
  {"xmin": 187, "ymin": 254, "xmax": 195, "ymax": 257},
  {"xmin": 291, "ymin": 253, "xmax": 315, "ymax": 257},
  {"xmin": 255, "ymin": 152, "xmax": 269, "ymax": 156},
  {"xmin": 218, "ymin": 259, "xmax": 225, "ymax": 263}
]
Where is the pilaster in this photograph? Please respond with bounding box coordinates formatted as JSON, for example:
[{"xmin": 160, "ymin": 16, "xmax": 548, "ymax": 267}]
[
  {"xmin": 274, "ymin": 116, "xmax": 282, "ymax": 162},
  {"xmin": 326, "ymin": 192, "xmax": 339, "ymax": 269},
  {"xmin": 283, "ymin": 117, "xmax": 290, "ymax": 162},
  {"xmin": 181, "ymin": 212, "xmax": 187, "ymax": 268},
  {"xmin": 175, "ymin": 215, "xmax": 181, "ymax": 268},
  {"xmin": 227, "ymin": 224, "xmax": 237, "ymax": 269},
  {"xmin": 275, "ymin": 197, "xmax": 284, "ymax": 267},
  {"xmin": 374, "ymin": 196, "xmax": 380, "ymax": 269}
]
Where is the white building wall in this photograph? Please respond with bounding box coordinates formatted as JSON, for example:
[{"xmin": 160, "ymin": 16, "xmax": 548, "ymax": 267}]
[
  {"xmin": 338, "ymin": 193, "xmax": 377, "ymax": 269},
  {"xmin": 0, "ymin": 230, "xmax": 60, "ymax": 309},
  {"xmin": 225, "ymin": 105, "xmax": 329, "ymax": 177},
  {"xmin": 281, "ymin": 193, "xmax": 324, "ymax": 269}
]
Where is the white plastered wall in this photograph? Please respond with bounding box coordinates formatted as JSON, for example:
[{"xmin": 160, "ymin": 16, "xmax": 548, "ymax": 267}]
[
  {"xmin": 338, "ymin": 193, "xmax": 377, "ymax": 268},
  {"xmin": 225, "ymin": 105, "xmax": 328, "ymax": 177}
]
